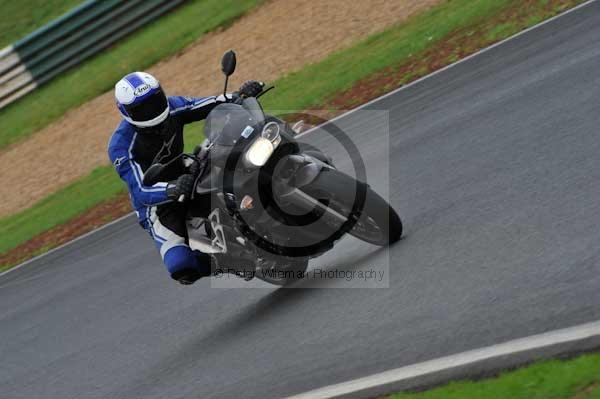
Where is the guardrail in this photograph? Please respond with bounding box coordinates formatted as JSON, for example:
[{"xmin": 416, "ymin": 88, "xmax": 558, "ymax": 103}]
[{"xmin": 0, "ymin": 0, "xmax": 185, "ymax": 110}]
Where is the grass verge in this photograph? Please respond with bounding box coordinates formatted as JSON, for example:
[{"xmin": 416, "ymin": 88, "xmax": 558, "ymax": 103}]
[
  {"xmin": 0, "ymin": 167, "xmax": 122, "ymax": 256},
  {"xmin": 0, "ymin": 0, "xmax": 82, "ymax": 49},
  {"xmin": 0, "ymin": 0, "xmax": 263, "ymax": 150},
  {"xmin": 386, "ymin": 353, "xmax": 600, "ymax": 399},
  {"xmin": 0, "ymin": 0, "xmax": 587, "ymax": 270}
]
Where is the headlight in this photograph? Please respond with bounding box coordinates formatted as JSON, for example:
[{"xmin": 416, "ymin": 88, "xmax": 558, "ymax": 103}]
[
  {"xmin": 261, "ymin": 121, "xmax": 281, "ymax": 146},
  {"xmin": 245, "ymin": 137, "xmax": 274, "ymax": 167}
]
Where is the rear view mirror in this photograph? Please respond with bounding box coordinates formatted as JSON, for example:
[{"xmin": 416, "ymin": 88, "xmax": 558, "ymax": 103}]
[
  {"xmin": 221, "ymin": 50, "xmax": 236, "ymax": 76},
  {"xmin": 143, "ymin": 163, "xmax": 165, "ymax": 186}
]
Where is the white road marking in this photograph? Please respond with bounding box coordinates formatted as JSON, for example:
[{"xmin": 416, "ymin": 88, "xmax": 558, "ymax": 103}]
[{"xmin": 285, "ymin": 319, "xmax": 600, "ymax": 399}]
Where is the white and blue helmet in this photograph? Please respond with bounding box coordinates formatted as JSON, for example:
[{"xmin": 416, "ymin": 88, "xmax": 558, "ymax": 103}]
[{"xmin": 115, "ymin": 72, "xmax": 169, "ymax": 127}]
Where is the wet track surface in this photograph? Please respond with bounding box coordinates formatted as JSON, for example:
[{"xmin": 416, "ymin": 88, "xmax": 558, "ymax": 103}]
[{"xmin": 3, "ymin": 3, "xmax": 600, "ymax": 398}]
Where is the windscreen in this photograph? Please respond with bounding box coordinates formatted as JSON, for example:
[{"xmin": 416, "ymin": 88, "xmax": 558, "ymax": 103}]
[{"xmin": 204, "ymin": 100, "xmax": 265, "ymax": 146}]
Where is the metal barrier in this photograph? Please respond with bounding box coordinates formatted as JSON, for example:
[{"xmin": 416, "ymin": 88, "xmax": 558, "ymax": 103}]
[{"xmin": 0, "ymin": 0, "xmax": 185, "ymax": 110}]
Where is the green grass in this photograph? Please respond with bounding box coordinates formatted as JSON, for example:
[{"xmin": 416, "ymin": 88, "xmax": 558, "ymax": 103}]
[
  {"xmin": 0, "ymin": 166, "xmax": 122, "ymax": 257},
  {"xmin": 0, "ymin": 0, "xmax": 82, "ymax": 49},
  {"xmin": 259, "ymin": 0, "xmax": 512, "ymax": 112},
  {"xmin": 0, "ymin": 0, "xmax": 585, "ymax": 266},
  {"xmin": 387, "ymin": 353, "xmax": 600, "ymax": 399},
  {"xmin": 0, "ymin": 0, "xmax": 263, "ymax": 150}
]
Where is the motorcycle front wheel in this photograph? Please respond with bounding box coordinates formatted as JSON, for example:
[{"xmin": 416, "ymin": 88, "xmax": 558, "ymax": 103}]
[{"xmin": 299, "ymin": 168, "xmax": 402, "ymax": 246}]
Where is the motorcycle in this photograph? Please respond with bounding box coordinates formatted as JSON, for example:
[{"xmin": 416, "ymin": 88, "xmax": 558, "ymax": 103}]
[{"xmin": 143, "ymin": 51, "xmax": 402, "ymax": 285}]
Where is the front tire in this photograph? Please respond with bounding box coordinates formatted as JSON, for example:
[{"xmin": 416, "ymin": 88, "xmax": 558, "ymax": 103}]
[{"xmin": 300, "ymin": 168, "xmax": 402, "ymax": 246}]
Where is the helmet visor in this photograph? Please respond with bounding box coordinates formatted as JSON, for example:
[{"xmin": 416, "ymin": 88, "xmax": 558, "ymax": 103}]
[{"xmin": 125, "ymin": 89, "xmax": 168, "ymax": 123}]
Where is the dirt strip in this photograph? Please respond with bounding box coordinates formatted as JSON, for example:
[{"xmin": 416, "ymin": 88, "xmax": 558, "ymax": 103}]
[
  {"xmin": 0, "ymin": 0, "xmax": 439, "ymax": 218},
  {"xmin": 1, "ymin": 0, "xmax": 584, "ymax": 270},
  {"xmin": 1, "ymin": 193, "xmax": 132, "ymax": 269}
]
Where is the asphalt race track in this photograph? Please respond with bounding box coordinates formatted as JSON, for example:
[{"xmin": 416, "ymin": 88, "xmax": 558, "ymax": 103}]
[{"xmin": 3, "ymin": 3, "xmax": 600, "ymax": 398}]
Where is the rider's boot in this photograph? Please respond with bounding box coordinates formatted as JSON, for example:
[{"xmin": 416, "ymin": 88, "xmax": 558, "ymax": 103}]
[{"xmin": 171, "ymin": 251, "xmax": 212, "ymax": 285}]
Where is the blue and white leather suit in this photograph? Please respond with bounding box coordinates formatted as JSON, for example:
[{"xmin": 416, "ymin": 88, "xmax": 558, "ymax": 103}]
[{"xmin": 108, "ymin": 95, "xmax": 225, "ymax": 279}]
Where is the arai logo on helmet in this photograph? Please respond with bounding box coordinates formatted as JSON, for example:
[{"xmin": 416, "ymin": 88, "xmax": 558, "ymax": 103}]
[{"xmin": 134, "ymin": 84, "xmax": 151, "ymax": 96}]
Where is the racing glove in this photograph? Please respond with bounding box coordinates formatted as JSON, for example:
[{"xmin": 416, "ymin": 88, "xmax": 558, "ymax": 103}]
[
  {"xmin": 166, "ymin": 174, "xmax": 195, "ymax": 202},
  {"xmin": 238, "ymin": 80, "xmax": 264, "ymax": 98}
]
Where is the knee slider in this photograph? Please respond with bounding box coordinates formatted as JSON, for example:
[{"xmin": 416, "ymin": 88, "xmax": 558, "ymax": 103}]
[
  {"xmin": 171, "ymin": 268, "xmax": 204, "ymax": 285},
  {"xmin": 164, "ymin": 247, "xmax": 211, "ymax": 284}
]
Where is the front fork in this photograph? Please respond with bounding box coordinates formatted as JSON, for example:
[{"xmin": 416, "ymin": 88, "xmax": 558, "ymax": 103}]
[{"xmin": 273, "ymin": 153, "xmax": 347, "ymax": 227}]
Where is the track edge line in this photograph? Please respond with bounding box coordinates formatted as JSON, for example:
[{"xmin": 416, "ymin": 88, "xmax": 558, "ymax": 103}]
[{"xmin": 285, "ymin": 320, "xmax": 600, "ymax": 399}]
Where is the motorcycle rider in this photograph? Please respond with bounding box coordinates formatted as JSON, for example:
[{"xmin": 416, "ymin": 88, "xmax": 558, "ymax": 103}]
[{"xmin": 107, "ymin": 71, "xmax": 263, "ymax": 285}]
